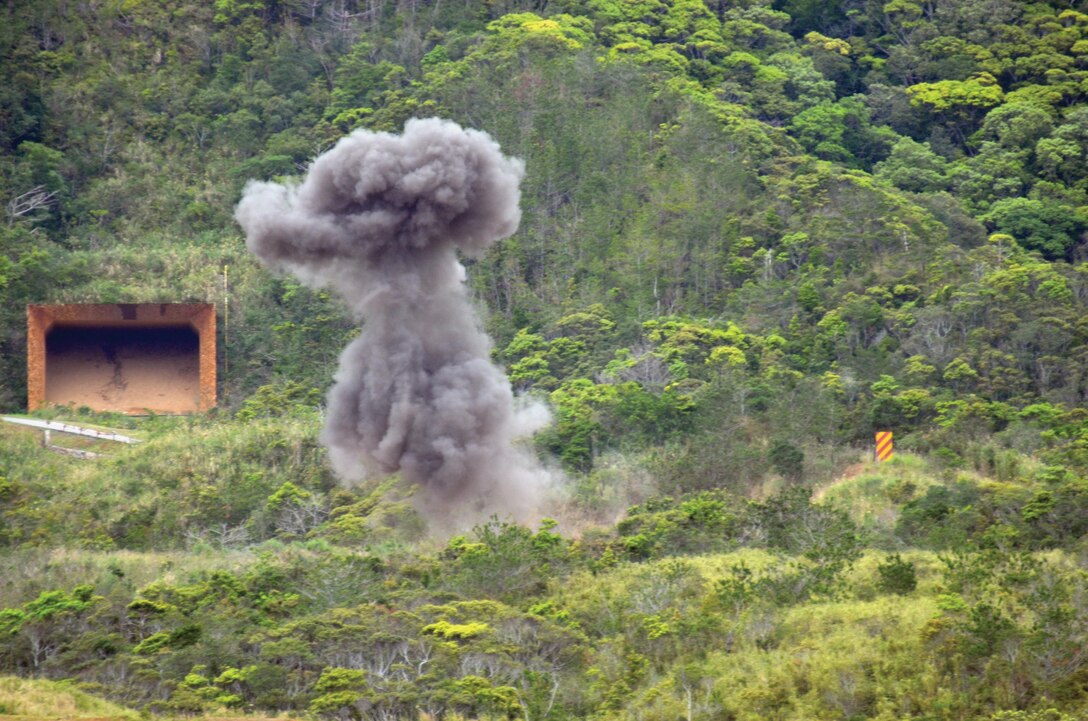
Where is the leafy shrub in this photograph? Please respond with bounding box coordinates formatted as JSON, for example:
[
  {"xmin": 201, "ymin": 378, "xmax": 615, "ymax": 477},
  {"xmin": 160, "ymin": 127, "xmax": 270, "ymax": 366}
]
[
  {"xmin": 235, "ymin": 381, "xmax": 322, "ymax": 421},
  {"xmin": 876, "ymin": 553, "xmax": 917, "ymax": 595},
  {"xmin": 768, "ymin": 440, "xmax": 804, "ymax": 480},
  {"xmin": 445, "ymin": 519, "xmax": 572, "ymax": 601},
  {"xmin": 617, "ymin": 490, "xmax": 747, "ymax": 558}
]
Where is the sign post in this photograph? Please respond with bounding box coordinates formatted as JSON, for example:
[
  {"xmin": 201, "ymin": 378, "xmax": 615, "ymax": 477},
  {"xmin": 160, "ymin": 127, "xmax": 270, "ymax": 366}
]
[{"xmin": 875, "ymin": 431, "xmax": 893, "ymax": 462}]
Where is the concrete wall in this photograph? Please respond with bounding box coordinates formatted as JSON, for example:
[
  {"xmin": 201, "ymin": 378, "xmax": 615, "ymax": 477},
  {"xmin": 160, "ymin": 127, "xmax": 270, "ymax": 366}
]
[{"xmin": 27, "ymin": 303, "xmax": 216, "ymax": 414}]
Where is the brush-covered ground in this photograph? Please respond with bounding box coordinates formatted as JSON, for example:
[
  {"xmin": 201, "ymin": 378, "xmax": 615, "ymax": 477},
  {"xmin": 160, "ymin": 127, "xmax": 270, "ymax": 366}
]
[
  {"xmin": 4, "ymin": 0, "xmax": 1088, "ymax": 718},
  {"xmin": 1, "ymin": 410, "xmax": 1086, "ymax": 721}
]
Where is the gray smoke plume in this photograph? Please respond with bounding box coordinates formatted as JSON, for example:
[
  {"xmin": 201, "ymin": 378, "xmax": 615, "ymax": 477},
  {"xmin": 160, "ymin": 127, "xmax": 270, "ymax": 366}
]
[{"xmin": 235, "ymin": 118, "xmax": 552, "ymax": 526}]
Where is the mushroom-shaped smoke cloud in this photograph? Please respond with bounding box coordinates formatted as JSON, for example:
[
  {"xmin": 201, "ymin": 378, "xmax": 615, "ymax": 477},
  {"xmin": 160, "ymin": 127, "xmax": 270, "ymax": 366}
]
[{"xmin": 235, "ymin": 118, "xmax": 551, "ymax": 526}]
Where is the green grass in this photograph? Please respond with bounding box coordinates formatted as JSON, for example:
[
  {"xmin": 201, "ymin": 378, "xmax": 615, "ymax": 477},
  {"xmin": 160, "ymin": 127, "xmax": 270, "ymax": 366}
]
[
  {"xmin": 0, "ymin": 412, "xmax": 332, "ymax": 551},
  {"xmin": 813, "ymin": 453, "xmax": 945, "ymax": 541},
  {"xmin": 0, "ymin": 674, "xmax": 308, "ymax": 720},
  {"xmin": 697, "ymin": 594, "xmax": 942, "ymax": 721},
  {"xmin": 0, "ymin": 676, "xmax": 138, "ymax": 719}
]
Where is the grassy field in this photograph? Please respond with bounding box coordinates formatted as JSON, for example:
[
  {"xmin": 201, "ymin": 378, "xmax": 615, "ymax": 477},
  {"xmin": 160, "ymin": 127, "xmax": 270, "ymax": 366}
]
[
  {"xmin": 0, "ymin": 676, "xmax": 305, "ymax": 721},
  {"xmin": 0, "ymin": 676, "xmax": 139, "ymax": 719}
]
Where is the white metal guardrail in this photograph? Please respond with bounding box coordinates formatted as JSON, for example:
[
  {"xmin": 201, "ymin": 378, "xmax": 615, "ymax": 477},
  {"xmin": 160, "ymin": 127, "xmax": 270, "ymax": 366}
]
[{"xmin": 1, "ymin": 416, "xmax": 141, "ymax": 444}]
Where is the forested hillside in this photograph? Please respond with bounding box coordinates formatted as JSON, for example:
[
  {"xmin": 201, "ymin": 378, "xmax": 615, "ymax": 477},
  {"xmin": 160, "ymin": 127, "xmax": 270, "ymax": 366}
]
[{"xmin": 2, "ymin": 0, "xmax": 1088, "ymax": 718}]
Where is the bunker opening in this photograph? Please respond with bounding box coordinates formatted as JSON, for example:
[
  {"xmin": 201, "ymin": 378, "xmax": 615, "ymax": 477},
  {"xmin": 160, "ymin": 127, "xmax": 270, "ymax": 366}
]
[
  {"xmin": 45, "ymin": 326, "xmax": 200, "ymax": 413},
  {"xmin": 28, "ymin": 304, "xmax": 217, "ymax": 415}
]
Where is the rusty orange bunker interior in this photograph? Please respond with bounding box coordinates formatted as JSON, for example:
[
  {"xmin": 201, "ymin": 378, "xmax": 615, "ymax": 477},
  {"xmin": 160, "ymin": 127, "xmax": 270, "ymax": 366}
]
[{"xmin": 27, "ymin": 303, "xmax": 216, "ymax": 414}]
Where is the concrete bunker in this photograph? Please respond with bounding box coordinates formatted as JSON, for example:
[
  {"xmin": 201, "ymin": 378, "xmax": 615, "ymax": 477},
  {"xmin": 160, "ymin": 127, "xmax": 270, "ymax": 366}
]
[{"xmin": 28, "ymin": 303, "xmax": 216, "ymax": 414}]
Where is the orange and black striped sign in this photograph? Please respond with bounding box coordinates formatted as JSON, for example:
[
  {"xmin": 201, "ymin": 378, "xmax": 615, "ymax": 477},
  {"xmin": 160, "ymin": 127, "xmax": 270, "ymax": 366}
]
[{"xmin": 876, "ymin": 431, "xmax": 893, "ymax": 462}]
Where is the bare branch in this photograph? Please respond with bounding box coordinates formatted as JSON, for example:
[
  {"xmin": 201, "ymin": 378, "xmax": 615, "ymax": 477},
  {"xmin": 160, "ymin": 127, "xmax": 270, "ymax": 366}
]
[{"xmin": 6, "ymin": 185, "xmax": 58, "ymax": 226}]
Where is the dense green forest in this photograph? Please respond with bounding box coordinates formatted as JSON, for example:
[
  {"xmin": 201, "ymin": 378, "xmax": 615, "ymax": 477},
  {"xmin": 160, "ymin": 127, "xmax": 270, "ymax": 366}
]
[{"xmin": 2, "ymin": 0, "xmax": 1088, "ymax": 718}]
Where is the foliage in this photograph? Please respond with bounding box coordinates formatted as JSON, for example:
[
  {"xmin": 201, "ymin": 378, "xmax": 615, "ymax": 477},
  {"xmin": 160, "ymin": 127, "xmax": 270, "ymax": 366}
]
[
  {"xmin": 2, "ymin": 0, "xmax": 1088, "ymax": 717},
  {"xmin": 876, "ymin": 553, "xmax": 918, "ymax": 595},
  {"xmin": 0, "ymin": 675, "xmax": 139, "ymax": 718}
]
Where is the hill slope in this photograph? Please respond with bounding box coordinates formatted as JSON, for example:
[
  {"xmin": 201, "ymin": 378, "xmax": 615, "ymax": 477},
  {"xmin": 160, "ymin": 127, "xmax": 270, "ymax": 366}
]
[{"xmin": 2, "ymin": 0, "xmax": 1088, "ymax": 718}]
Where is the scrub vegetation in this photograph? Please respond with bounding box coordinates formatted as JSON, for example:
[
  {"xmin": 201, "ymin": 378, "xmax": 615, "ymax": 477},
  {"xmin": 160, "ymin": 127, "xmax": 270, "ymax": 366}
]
[{"xmin": 2, "ymin": 0, "xmax": 1088, "ymax": 718}]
